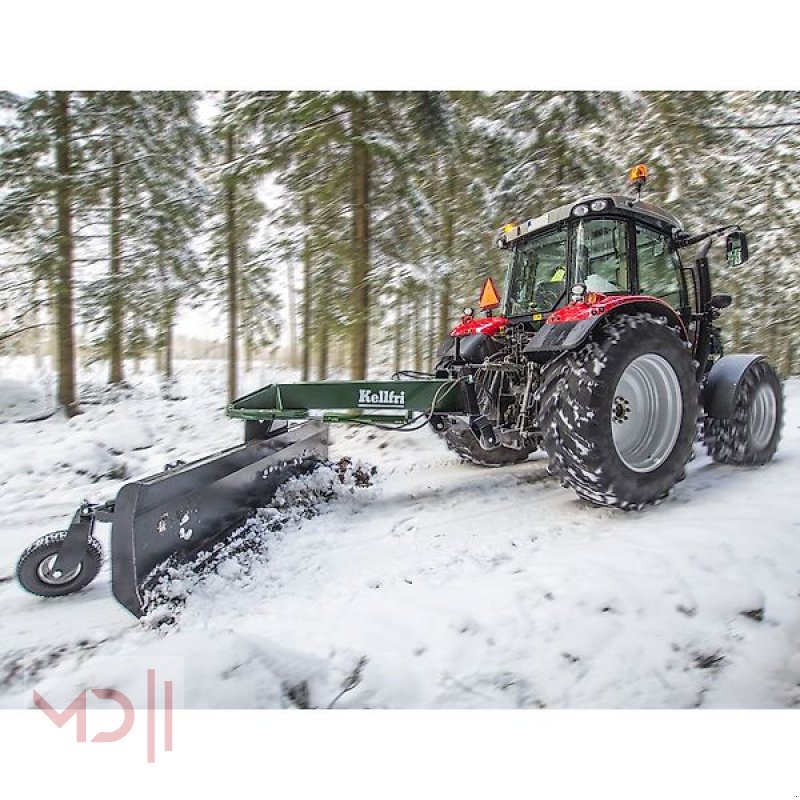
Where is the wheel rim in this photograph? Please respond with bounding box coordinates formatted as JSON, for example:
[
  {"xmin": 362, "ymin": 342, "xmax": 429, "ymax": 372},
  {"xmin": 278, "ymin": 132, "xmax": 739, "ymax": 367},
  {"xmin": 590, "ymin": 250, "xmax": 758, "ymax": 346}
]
[
  {"xmin": 36, "ymin": 554, "xmax": 82, "ymax": 585},
  {"xmin": 611, "ymin": 353, "xmax": 683, "ymax": 473},
  {"xmin": 748, "ymin": 382, "xmax": 777, "ymax": 450}
]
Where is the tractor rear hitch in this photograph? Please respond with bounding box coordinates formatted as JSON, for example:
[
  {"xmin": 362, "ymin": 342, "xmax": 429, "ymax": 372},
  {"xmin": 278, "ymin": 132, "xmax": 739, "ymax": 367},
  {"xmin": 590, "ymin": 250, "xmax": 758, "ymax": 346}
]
[{"xmin": 470, "ymin": 414, "xmax": 499, "ymax": 448}]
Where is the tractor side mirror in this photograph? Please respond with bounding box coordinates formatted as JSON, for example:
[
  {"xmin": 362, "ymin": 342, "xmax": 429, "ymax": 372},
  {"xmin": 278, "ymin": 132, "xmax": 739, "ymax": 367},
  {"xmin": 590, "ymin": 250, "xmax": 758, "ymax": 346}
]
[{"xmin": 725, "ymin": 231, "xmax": 749, "ymax": 267}]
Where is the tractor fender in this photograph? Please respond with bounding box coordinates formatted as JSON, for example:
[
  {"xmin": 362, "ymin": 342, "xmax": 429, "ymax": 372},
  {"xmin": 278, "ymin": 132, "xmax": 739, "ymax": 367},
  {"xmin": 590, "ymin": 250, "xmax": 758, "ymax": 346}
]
[
  {"xmin": 523, "ymin": 297, "xmax": 686, "ymax": 359},
  {"xmin": 435, "ymin": 332, "xmax": 506, "ymax": 366},
  {"xmin": 702, "ymin": 353, "xmax": 765, "ymax": 419}
]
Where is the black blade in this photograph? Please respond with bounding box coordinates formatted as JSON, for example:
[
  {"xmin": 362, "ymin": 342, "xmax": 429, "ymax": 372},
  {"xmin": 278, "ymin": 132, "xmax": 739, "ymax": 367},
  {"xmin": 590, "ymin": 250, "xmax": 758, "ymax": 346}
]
[{"xmin": 110, "ymin": 421, "xmax": 328, "ymax": 617}]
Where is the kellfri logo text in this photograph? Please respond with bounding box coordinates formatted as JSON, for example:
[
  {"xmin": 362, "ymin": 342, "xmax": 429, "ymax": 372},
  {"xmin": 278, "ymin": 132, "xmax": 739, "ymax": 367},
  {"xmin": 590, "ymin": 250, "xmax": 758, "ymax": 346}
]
[{"xmin": 357, "ymin": 388, "xmax": 405, "ymax": 408}]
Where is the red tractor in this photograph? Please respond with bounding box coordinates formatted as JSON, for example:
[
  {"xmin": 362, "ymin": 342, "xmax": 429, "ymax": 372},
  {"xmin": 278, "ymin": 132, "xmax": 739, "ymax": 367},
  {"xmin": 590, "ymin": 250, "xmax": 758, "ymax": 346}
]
[{"xmin": 431, "ymin": 164, "xmax": 783, "ymax": 508}]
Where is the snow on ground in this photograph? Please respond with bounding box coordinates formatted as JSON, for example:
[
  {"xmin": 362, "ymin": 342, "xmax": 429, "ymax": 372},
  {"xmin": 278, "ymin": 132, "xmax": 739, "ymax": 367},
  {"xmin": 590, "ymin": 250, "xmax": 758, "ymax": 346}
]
[
  {"xmin": 0, "ymin": 378, "xmax": 49, "ymax": 423},
  {"xmin": 1, "ymin": 356, "xmax": 800, "ymax": 708}
]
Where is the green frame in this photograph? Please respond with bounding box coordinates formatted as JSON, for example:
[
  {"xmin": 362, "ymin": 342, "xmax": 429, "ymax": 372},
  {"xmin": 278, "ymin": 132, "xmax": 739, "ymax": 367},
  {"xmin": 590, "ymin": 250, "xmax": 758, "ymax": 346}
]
[{"xmin": 227, "ymin": 378, "xmax": 467, "ymax": 426}]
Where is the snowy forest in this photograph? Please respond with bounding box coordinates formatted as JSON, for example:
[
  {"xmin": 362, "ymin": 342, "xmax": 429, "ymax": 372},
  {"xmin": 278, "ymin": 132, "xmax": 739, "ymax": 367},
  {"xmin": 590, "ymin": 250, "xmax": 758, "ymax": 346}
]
[{"xmin": 1, "ymin": 90, "xmax": 798, "ymax": 414}]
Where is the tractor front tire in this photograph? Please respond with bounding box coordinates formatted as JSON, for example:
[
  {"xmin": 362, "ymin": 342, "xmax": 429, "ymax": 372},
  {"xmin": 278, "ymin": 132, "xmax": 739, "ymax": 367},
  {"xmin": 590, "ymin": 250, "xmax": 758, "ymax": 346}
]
[
  {"xmin": 438, "ymin": 418, "xmax": 536, "ymax": 466},
  {"xmin": 537, "ymin": 313, "xmax": 699, "ymax": 509},
  {"xmin": 703, "ymin": 359, "xmax": 783, "ymax": 465}
]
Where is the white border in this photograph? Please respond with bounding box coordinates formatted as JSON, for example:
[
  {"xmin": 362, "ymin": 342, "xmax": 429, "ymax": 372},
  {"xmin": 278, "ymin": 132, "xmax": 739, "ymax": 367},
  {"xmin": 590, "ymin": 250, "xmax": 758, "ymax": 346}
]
[
  {"xmin": 1, "ymin": 1, "xmax": 796, "ymax": 90},
  {"xmin": 2, "ymin": 1, "xmax": 798, "ymax": 793},
  {"xmin": 1, "ymin": 709, "xmax": 799, "ymax": 798}
]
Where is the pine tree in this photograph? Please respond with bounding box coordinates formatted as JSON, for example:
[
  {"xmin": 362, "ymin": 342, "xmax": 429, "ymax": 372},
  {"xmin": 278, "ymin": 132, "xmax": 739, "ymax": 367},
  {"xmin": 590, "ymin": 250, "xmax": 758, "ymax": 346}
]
[
  {"xmin": 0, "ymin": 91, "xmax": 95, "ymax": 414},
  {"xmin": 207, "ymin": 91, "xmax": 286, "ymax": 400},
  {"xmin": 75, "ymin": 91, "xmax": 206, "ymax": 385}
]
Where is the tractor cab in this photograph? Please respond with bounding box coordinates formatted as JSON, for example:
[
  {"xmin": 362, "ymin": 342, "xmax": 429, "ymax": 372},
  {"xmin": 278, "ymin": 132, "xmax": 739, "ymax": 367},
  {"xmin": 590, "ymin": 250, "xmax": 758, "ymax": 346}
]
[
  {"xmin": 491, "ymin": 165, "xmax": 750, "ymax": 336},
  {"xmin": 496, "ymin": 189, "xmax": 688, "ymax": 324}
]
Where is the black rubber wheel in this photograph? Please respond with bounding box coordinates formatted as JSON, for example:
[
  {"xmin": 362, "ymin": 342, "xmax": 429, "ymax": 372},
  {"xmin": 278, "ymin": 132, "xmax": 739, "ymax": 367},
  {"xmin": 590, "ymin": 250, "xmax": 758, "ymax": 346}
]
[
  {"xmin": 536, "ymin": 312, "xmax": 699, "ymax": 509},
  {"xmin": 16, "ymin": 531, "xmax": 103, "ymax": 597},
  {"xmin": 434, "ymin": 359, "xmax": 535, "ymax": 467},
  {"xmin": 703, "ymin": 359, "xmax": 783, "ymax": 465}
]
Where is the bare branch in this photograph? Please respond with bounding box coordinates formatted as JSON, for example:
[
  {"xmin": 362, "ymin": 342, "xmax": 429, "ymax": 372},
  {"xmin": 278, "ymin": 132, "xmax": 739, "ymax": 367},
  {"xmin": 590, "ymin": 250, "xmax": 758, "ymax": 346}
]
[{"xmin": 0, "ymin": 321, "xmax": 52, "ymax": 343}]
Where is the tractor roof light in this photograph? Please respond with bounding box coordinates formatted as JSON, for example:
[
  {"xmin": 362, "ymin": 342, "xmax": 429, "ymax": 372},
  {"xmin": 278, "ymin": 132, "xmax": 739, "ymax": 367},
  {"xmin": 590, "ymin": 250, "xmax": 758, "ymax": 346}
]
[
  {"xmin": 627, "ymin": 164, "xmax": 649, "ymax": 202},
  {"xmin": 572, "ymin": 204, "xmax": 589, "ymax": 217},
  {"xmin": 590, "ymin": 199, "xmax": 609, "ymax": 212},
  {"xmin": 628, "ymin": 163, "xmax": 649, "ymax": 184}
]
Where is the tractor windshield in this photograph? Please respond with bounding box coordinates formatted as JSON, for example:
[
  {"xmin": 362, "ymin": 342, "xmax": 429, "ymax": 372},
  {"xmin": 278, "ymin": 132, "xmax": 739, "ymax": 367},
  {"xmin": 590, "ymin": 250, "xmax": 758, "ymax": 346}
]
[
  {"xmin": 505, "ymin": 217, "xmax": 631, "ymax": 316},
  {"xmin": 573, "ymin": 218, "xmax": 629, "ymax": 294},
  {"xmin": 505, "ymin": 224, "xmax": 568, "ymax": 315}
]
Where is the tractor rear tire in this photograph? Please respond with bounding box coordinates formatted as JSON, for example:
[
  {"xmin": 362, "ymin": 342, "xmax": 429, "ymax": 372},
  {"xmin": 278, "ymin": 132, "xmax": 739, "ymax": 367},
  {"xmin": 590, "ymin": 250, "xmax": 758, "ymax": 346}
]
[
  {"xmin": 703, "ymin": 359, "xmax": 783, "ymax": 465},
  {"xmin": 537, "ymin": 312, "xmax": 699, "ymax": 509}
]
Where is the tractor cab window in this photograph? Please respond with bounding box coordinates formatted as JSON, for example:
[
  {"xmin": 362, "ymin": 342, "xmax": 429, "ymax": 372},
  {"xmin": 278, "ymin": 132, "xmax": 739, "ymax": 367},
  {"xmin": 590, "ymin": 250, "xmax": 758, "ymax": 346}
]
[
  {"xmin": 635, "ymin": 224, "xmax": 683, "ymax": 308},
  {"xmin": 506, "ymin": 224, "xmax": 568, "ymax": 315},
  {"xmin": 573, "ymin": 218, "xmax": 629, "ymax": 294}
]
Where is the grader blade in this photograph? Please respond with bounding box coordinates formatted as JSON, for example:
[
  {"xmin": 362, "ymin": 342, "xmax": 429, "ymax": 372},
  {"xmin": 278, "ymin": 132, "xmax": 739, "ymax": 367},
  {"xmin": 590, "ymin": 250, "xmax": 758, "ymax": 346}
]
[{"xmin": 110, "ymin": 420, "xmax": 328, "ymax": 616}]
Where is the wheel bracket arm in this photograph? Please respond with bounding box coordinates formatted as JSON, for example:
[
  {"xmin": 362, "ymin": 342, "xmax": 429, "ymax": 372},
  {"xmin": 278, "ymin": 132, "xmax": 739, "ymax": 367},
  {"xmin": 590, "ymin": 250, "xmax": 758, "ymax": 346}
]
[{"xmin": 52, "ymin": 501, "xmax": 114, "ymax": 575}]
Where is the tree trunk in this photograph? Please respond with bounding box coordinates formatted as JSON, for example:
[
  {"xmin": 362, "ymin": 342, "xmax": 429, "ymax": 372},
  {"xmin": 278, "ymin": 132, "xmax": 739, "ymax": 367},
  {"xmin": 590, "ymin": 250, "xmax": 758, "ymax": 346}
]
[
  {"xmin": 301, "ymin": 193, "xmax": 312, "ymax": 381},
  {"xmin": 349, "ymin": 98, "xmax": 370, "ymax": 380},
  {"xmin": 53, "ymin": 91, "xmax": 78, "ymax": 416},
  {"xmin": 244, "ymin": 328, "xmax": 253, "ymax": 373},
  {"xmin": 759, "ymin": 190, "xmax": 773, "ymax": 357},
  {"xmin": 434, "ymin": 151, "xmax": 458, "ymax": 359},
  {"xmin": 224, "ymin": 121, "xmax": 238, "ymax": 403},
  {"xmin": 393, "ymin": 295, "xmax": 403, "ymax": 374},
  {"xmin": 438, "ymin": 275, "xmax": 452, "ymax": 342},
  {"xmin": 108, "ymin": 128, "xmax": 124, "ymax": 384},
  {"xmin": 767, "ymin": 325, "xmax": 778, "ymax": 371},
  {"xmin": 315, "ymin": 258, "xmax": 330, "ymax": 380},
  {"xmin": 48, "ymin": 277, "xmax": 59, "ymax": 368},
  {"xmin": 731, "ymin": 299, "xmax": 743, "ymax": 352},
  {"xmin": 413, "ymin": 294, "xmax": 422, "ymax": 372},
  {"xmin": 783, "ymin": 335, "xmax": 795, "ymax": 378},
  {"xmin": 438, "ymin": 156, "xmax": 456, "ymax": 344},
  {"xmin": 163, "ymin": 298, "xmax": 176, "ymax": 380},
  {"xmin": 286, "ymin": 259, "xmax": 298, "ymax": 369},
  {"xmin": 33, "ymin": 282, "xmax": 45, "ymax": 369},
  {"xmin": 317, "ymin": 314, "xmax": 329, "ymax": 380},
  {"xmin": 427, "ymin": 284, "xmax": 436, "ymax": 371}
]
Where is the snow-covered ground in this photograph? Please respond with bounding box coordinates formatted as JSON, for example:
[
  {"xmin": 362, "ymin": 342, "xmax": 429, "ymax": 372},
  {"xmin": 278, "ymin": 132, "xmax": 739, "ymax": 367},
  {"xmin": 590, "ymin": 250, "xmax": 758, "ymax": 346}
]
[{"xmin": 2, "ymin": 356, "xmax": 800, "ymax": 708}]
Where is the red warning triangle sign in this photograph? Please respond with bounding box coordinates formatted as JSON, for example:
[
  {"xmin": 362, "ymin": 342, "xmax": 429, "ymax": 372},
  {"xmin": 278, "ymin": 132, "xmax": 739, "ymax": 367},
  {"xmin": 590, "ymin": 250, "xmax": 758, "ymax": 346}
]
[{"xmin": 479, "ymin": 276, "xmax": 501, "ymax": 310}]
